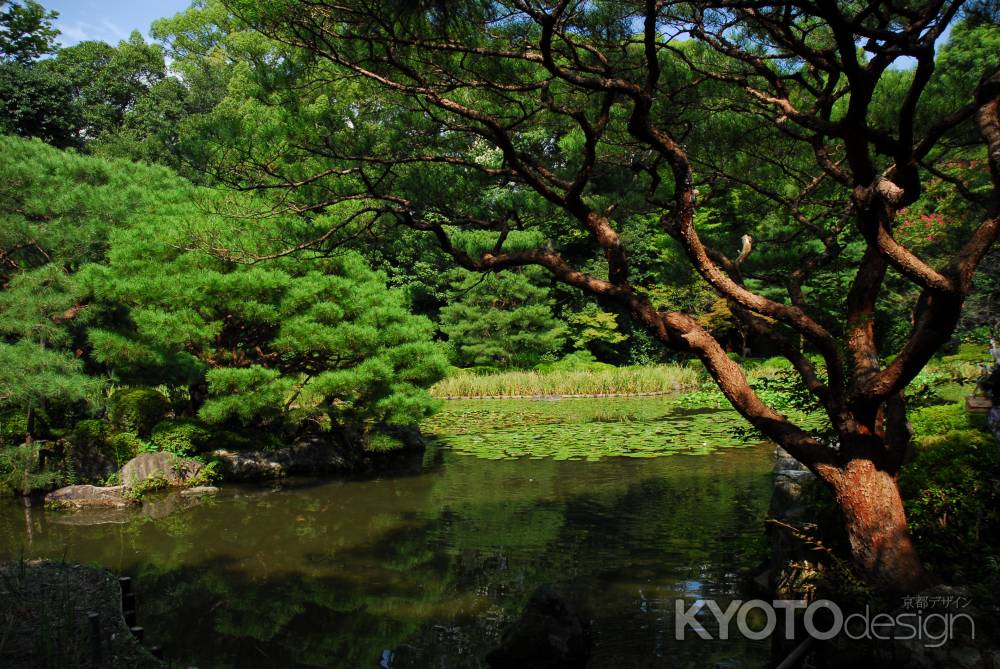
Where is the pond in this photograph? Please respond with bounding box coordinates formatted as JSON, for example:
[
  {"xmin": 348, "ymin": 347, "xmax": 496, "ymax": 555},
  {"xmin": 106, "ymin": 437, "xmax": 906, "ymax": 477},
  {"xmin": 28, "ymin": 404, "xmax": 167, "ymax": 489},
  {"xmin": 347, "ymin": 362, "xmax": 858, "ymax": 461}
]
[{"xmin": 1, "ymin": 398, "xmax": 775, "ymax": 668}]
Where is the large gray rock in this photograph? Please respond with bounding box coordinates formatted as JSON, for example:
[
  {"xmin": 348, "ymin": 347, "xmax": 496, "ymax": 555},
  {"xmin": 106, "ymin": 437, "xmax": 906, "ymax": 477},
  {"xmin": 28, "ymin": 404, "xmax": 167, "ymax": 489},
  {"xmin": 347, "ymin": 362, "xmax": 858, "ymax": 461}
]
[
  {"xmin": 210, "ymin": 449, "xmax": 286, "ymax": 481},
  {"xmin": 120, "ymin": 452, "xmax": 202, "ymax": 488},
  {"xmin": 210, "ymin": 430, "xmax": 425, "ymax": 481},
  {"xmin": 766, "ymin": 447, "xmax": 829, "ymax": 602},
  {"xmin": 44, "ymin": 485, "xmax": 136, "ymax": 509}
]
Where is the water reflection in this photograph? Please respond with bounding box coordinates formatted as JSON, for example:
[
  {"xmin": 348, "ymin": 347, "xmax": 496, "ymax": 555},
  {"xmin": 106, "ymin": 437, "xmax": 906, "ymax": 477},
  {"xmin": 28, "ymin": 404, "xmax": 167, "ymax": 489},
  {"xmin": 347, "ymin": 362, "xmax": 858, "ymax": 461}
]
[{"xmin": 1, "ymin": 402, "xmax": 774, "ymax": 668}]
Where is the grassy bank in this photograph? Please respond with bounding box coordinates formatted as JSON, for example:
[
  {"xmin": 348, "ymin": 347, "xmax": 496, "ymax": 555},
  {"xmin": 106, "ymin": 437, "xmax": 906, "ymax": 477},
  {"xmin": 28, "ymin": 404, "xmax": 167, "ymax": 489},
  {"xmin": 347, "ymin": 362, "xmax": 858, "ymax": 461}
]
[{"xmin": 430, "ymin": 364, "xmax": 701, "ymax": 398}]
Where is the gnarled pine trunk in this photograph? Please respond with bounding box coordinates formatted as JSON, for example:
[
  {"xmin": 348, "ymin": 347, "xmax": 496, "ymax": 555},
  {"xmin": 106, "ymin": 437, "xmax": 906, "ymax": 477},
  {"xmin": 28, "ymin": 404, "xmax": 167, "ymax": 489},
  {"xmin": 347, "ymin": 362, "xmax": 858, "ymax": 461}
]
[{"xmin": 823, "ymin": 456, "xmax": 925, "ymax": 593}]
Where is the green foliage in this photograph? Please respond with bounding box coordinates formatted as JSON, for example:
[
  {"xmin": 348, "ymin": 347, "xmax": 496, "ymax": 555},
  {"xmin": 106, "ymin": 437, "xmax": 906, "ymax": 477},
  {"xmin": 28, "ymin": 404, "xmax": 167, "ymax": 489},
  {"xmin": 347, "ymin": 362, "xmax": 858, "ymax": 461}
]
[
  {"xmin": 0, "ymin": 442, "xmax": 62, "ymax": 495},
  {"xmin": 0, "ymin": 341, "xmax": 101, "ymax": 430},
  {"xmin": 0, "ymin": 16, "xmax": 175, "ymax": 149},
  {"xmin": 49, "ymin": 34, "xmax": 168, "ymax": 142},
  {"xmin": 149, "ymin": 419, "xmax": 213, "ymax": 457},
  {"xmin": 0, "ymin": 1, "xmax": 58, "ymax": 63},
  {"xmin": 0, "ymin": 136, "xmax": 200, "ymax": 436},
  {"xmin": 0, "ymin": 60, "xmax": 78, "ymax": 146},
  {"xmin": 124, "ymin": 472, "xmax": 169, "ymax": 500},
  {"xmin": 729, "ymin": 366, "xmax": 826, "ymax": 441},
  {"xmin": 11, "ymin": 138, "xmax": 431, "ymax": 444},
  {"xmin": 752, "ymin": 368, "xmax": 819, "ymax": 414},
  {"xmin": 198, "ymin": 368, "xmax": 291, "ymax": 427},
  {"xmin": 940, "ymin": 342, "xmax": 994, "ymax": 364},
  {"xmin": 106, "ymin": 432, "xmax": 143, "ymax": 466},
  {"xmin": 900, "ymin": 429, "xmax": 1000, "ymax": 586},
  {"xmin": 185, "ymin": 459, "xmax": 221, "ymax": 487},
  {"xmin": 365, "ymin": 433, "xmax": 405, "ymax": 453},
  {"xmin": 0, "ymin": 411, "xmax": 28, "ymax": 447},
  {"xmin": 108, "ymin": 388, "xmax": 171, "ymax": 437},
  {"xmin": 70, "ymin": 418, "xmax": 108, "ymax": 447},
  {"xmin": 422, "ymin": 396, "xmax": 765, "ymax": 460},
  {"xmin": 0, "ymin": 409, "xmax": 51, "ymax": 446},
  {"xmin": 0, "ymin": 135, "xmax": 177, "ymax": 272},
  {"xmin": 83, "ymin": 194, "xmax": 448, "ymax": 432},
  {"xmin": 569, "ymin": 304, "xmax": 627, "ymax": 346},
  {"xmin": 533, "ymin": 350, "xmax": 615, "ymax": 373},
  {"xmin": 439, "ymin": 269, "xmax": 567, "ymax": 369},
  {"xmin": 908, "ymin": 402, "xmax": 970, "ymax": 439}
]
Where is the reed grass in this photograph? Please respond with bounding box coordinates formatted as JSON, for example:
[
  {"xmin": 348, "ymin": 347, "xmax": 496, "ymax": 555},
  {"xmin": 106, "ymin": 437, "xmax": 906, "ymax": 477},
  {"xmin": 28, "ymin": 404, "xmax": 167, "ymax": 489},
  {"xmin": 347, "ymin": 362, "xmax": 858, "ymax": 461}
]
[{"xmin": 431, "ymin": 364, "xmax": 701, "ymax": 398}]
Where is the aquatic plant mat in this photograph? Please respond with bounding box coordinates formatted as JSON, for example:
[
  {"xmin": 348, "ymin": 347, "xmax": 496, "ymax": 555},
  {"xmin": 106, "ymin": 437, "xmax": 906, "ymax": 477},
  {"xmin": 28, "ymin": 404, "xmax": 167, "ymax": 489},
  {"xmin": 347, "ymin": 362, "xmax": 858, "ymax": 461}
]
[
  {"xmin": 422, "ymin": 395, "xmax": 801, "ymax": 460},
  {"xmin": 0, "ymin": 560, "xmax": 161, "ymax": 668}
]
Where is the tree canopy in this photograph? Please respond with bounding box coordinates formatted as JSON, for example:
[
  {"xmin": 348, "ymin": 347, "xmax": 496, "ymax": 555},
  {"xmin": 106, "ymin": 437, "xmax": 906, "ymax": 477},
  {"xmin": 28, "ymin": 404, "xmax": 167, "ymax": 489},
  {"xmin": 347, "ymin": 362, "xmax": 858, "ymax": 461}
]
[
  {"xmin": 0, "ymin": 134, "xmax": 447, "ymax": 446},
  {"xmin": 140, "ymin": 0, "xmax": 1000, "ymax": 590}
]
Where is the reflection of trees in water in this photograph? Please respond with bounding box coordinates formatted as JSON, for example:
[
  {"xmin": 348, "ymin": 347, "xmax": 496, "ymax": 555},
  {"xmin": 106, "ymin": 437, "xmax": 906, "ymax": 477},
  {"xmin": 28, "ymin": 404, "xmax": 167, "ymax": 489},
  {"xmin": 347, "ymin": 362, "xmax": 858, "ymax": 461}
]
[{"xmin": 0, "ymin": 445, "xmax": 773, "ymax": 667}]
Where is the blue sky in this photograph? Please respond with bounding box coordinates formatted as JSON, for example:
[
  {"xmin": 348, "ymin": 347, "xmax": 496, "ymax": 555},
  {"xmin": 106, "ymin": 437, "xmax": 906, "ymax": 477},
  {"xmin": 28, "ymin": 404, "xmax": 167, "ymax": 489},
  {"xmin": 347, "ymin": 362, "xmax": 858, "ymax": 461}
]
[{"xmin": 44, "ymin": 0, "xmax": 192, "ymax": 46}]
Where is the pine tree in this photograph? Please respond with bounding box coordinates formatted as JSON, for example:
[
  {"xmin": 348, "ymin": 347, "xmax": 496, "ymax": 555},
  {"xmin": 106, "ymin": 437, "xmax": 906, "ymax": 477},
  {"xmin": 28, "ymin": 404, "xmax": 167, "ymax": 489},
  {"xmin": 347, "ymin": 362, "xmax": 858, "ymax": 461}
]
[
  {"xmin": 439, "ymin": 269, "xmax": 567, "ymax": 369},
  {"xmin": 83, "ymin": 195, "xmax": 447, "ymax": 437}
]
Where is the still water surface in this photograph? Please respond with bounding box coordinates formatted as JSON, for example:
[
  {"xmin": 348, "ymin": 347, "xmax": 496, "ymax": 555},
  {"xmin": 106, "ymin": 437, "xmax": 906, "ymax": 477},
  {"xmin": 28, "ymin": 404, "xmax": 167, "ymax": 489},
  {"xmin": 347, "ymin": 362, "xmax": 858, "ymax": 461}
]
[{"xmin": 1, "ymin": 398, "xmax": 774, "ymax": 668}]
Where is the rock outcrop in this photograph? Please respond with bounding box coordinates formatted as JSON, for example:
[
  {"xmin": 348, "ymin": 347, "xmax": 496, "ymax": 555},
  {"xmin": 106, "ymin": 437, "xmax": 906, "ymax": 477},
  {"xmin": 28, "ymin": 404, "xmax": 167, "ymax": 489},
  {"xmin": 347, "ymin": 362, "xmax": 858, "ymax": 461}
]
[
  {"xmin": 44, "ymin": 485, "xmax": 136, "ymax": 509},
  {"xmin": 212, "ymin": 431, "xmax": 425, "ymax": 481},
  {"xmin": 46, "ymin": 453, "xmax": 204, "ymax": 510},
  {"xmin": 767, "ymin": 446, "xmax": 828, "ymax": 599},
  {"xmin": 120, "ymin": 452, "xmax": 202, "ymax": 488}
]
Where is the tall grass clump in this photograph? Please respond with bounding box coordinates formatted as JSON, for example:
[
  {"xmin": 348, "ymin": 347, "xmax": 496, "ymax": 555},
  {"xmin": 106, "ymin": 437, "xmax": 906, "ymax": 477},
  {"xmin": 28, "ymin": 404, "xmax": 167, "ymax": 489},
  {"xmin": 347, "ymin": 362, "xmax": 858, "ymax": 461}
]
[{"xmin": 431, "ymin": 364, "xmax": 700, "ymax": 398}]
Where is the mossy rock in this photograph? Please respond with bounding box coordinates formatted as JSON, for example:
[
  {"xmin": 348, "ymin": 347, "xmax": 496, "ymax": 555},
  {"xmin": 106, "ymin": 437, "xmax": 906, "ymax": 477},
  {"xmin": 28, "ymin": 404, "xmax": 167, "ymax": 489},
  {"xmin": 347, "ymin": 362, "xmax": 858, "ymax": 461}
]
[
  {"xmin": 108, "ymin": 388, "xmax": 171, "ymax": 437},
  {"xmin": 150, "ymin": 419, "xmax": 213, "ymax": 456}
]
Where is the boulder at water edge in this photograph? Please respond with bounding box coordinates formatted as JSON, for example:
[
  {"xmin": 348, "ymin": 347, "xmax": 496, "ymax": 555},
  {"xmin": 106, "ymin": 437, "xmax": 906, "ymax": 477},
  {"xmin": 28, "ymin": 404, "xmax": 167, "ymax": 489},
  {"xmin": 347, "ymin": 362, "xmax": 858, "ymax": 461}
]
[
  {"xmin": 120, "ymin": 452, "xmax": 202, "ymax": 488},
  {"xmin": 44, "ymin": 485, "xmax": 136, "ymax": 509}
]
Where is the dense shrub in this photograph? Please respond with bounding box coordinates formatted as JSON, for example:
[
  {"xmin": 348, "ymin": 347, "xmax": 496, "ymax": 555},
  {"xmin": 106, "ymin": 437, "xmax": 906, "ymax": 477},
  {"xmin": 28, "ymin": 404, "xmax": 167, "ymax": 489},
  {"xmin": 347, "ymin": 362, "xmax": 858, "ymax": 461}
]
[
  {"xmin": 108, "ymin": 388, "xmax": 171, "ymax": 437},
  {"xmin": 149, "ymin": 419, "xmax": 212, "ymax": 456},
  {"xmin": 71, "ymin": 418, "xmax": 110, "ymax": 447},
  {"xmin": 900, "ymin": 429, "xmax": 1000, "ymax": 586},
  {"xmin": 533, "ymin": 350, "xmax": 615, "ymax": 374},
  {"xmin": 106, "ymin": 432, "xmax": 143, "ymax": 466},
  {"xmin": 0, "ymin": 412, "xmax": 29, "ymax": 448},
  {"xmin": 908, "ymin": 402, "xmax": 970, "ymax": 438},
  {"xmin": 0, "ymin": 443, "xmax": 63, "ymax": 496},
  {"xmin": 0, "ymin": 410, "xmax": 50, "ymax": 447},
  {"xmin": 365, "ymin": 433, "xmax": 405, "ymax": 452}
]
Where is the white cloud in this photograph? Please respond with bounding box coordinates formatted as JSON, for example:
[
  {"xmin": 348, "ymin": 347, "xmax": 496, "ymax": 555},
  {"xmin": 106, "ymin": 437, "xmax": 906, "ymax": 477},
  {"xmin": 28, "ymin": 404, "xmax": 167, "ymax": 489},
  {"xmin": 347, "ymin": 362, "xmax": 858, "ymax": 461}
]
[
  {"xmin": 57, "ymin": 22, "xmax": 90, "ymax": 44},
  {"xmin": 99, "ymin": 18, "xmax": 126, "ymax": 39},
  {"xmin": 56, "ymin": 17, "xmax": 134, "ymax": 47}
]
